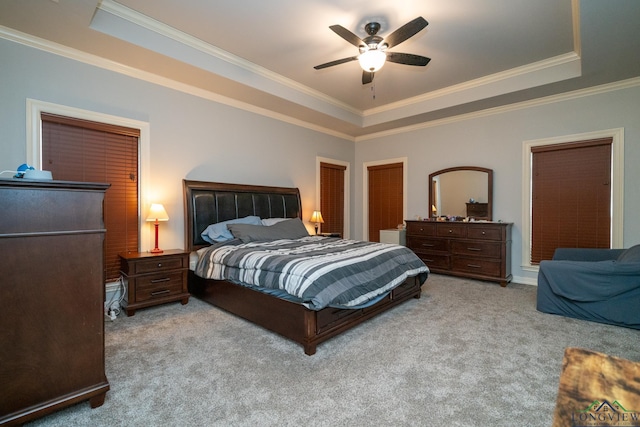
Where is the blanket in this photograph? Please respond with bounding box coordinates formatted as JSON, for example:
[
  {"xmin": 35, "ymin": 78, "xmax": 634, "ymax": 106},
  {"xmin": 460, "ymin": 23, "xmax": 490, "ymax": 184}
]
[{"xmin": 195, "ymin": 236, "xmax": 429, "ymax": 310}]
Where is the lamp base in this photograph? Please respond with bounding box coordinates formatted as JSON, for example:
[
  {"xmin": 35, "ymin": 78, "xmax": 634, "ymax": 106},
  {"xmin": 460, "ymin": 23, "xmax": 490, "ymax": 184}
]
[{"xmin": 151, "ymin": 221, "xmax": 163, "ymax": 253}]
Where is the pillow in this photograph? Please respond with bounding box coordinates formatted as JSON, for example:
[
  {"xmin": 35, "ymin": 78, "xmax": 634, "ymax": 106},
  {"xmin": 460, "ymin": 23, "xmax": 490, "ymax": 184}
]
[
  {"xmin": 617, "ymin": 244, "xmax": 640, "ymax": 263},
  {"xmin": 201, "ymin": 216, "xmax": 262, "ymax": 243},
  {"xmin": 261, "ymin": 217, "xmax": 289, "ymax": 226},
  {"xmin": 228, "ymin": 218, "xmax": 309, "ymax": 243}
]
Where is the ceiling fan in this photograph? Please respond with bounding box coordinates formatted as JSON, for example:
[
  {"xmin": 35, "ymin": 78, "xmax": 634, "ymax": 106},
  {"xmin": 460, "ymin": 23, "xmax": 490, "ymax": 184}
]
[{"xmin": 314, "ymin": 16, "xmax": 431, "ymax": 85}]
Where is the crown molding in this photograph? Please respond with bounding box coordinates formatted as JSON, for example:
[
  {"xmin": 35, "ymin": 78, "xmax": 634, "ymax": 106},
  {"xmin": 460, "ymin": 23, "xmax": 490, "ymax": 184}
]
[
  {"xmin": 5, "ymin": 20, "xmax": 633, "ymax": 144},
  {"xmin": 0, "ymin": 25, "xmax": 355, "ymax": 142},
  {"xmin": 93, "ymin": 0, "xmax": 585, "ymax": 131},
  {"xmin": 362, "ymin": 51, "xmax": 582, "ymax": 126},
  {"xmin": 94, "ymin": 0, "xmax": 363, "ymax": 122},
  {"xmin": 2, "ymin": 0, "xmax": 625, "ymax": 145},
  {"xmin": 364, "ymin": 52, "xmax": 581, "ymax": 116},
  {"xmin": 355, "ymin": 76, "xmax": 640, "ymax": 142}
]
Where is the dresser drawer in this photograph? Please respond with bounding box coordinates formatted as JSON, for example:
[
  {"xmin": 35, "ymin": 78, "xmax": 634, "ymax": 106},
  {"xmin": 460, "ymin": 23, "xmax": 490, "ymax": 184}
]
[
  {"xmin": 467, "ymin": 225, "xmax": 503, "ymax": 241},
  {"xmin": 436, "ymin": 223, "xmax": 467, "ymax": 238},
  {"xmin": 407, "ymin": 236, "xmax": 448, "ymax": 253},
  {"xmin": 135, "ymin": 271, "xmax": 185, "ymax": 302},
  {"xmin": 406, "ymin": 221, "xmax": 436, "ymax": 236},
  {"xmin": 417, "ymin": 253, "xmax": 450, "ymax": 270},
  {"xmin": 451, "ymin": 240, "xmax": 502, "ymax": 258},
  {"xmin": 452, "ymin": 257, "xmax": 502, "ymax": 277}
]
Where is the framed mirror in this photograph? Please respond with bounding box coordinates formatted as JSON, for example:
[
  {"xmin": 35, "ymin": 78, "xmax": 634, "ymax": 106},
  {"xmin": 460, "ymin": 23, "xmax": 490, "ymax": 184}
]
[{"xmin": 429, "ymin": 166, "xmax": 493, "ymax": 220}]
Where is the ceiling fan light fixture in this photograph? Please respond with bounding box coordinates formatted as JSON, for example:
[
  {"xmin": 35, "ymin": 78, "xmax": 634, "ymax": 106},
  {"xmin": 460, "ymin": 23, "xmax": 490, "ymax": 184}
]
[
  {"xmin": 316, "ymin": 17, "xmax": 429, "ymax": 84},
  {"xmin": 358, "ymin": 49, "xmax": 386, "ymax": 72}
]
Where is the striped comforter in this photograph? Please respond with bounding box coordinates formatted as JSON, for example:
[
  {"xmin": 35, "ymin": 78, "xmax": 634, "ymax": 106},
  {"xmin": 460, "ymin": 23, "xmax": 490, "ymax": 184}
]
[{"xmin": 195, "ymin": 236, "xmax": 429, "ymax": 310}]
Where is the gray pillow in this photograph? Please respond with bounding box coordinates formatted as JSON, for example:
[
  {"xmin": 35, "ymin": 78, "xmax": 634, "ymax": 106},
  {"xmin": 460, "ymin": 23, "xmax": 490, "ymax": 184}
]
[
  {"xmin": 617, "ymin": 244, "xmax": 640, "ymax": 263},
  {"xmin": 201, "ymin": 215, "xmax": 262, "ymax": 243},
  {"xmin": 228, "ymin": 218, "xmax": 309, "ymax": 243}
]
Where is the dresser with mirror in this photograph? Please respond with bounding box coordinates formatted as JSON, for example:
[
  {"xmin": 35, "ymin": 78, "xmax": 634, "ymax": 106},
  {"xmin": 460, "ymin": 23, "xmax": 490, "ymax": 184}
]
[{"xmin": 406, "ymin": 166, "xmax": 512, "ymax": 286}]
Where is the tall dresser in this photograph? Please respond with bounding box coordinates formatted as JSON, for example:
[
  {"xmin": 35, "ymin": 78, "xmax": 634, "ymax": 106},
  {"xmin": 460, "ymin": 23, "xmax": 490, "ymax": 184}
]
[
  {"xmin": 406, "ymin": 220, "xmax": 512, "ymax": 286},
  {"xmin": 0, "ymin": 179, "xmax": 110, "ymax": 425}
]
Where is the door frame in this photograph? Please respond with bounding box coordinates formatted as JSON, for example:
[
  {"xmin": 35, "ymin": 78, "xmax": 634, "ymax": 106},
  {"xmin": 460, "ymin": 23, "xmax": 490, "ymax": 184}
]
[
  {"xmin": 316, "ymin": 156, "xmax": 350, "ymax": 239},
  {"xmin": 521, "ymin": 128, "xmax": 624, "ymax": 272},
  {"xmin": 362, "ymin": 157, "xmax": 408, "ymax": 241}
]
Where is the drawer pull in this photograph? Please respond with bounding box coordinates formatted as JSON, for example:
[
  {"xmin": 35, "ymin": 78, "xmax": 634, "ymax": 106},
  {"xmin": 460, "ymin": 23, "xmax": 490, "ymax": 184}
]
[
  {"xmin": 157, "ymin": 263, "xmax": 162, "ymax": 268},
  {"xmin": 482, "ymin": 231, "xmax": 486, "ymax": 235},
  {"xmin": 448, "ymin": 229, "xmax": 453, "ymax": 233},
  {"xmin": 150, "ymin": 277, "xmax": 171, "ymax": 284},
  {"xmin": 467, "ymin": 264, "xmax": 482, "ymax": 269},
  {"xmin": 424, "ymin": 259, "xmax": 435, "ymax": 262},
  {"xmin": 150, "ymin": 289, "xmax": 171, "ymax": 296},
  {"xmin": 421, "ymin": 243, "xmax": 435, "ymax": 247},
  {"xmin": 467, "ymin": 247, "xmax": 482, "ymax": 251}
]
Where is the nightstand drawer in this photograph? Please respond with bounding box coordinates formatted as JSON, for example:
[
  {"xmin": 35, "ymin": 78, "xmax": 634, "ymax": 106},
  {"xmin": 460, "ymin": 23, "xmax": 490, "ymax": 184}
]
[
  {"xmin": 135, "ymin": 271, "xmax": 185, "ymax": 302},
  {"xmin": 135, "ymin": 257, "xmax": 185, "ymax": 274}
]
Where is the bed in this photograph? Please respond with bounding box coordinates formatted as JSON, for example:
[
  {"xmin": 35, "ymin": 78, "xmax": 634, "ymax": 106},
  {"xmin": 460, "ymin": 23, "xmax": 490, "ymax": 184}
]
[{"xmin": 183, "ymin": 179, "xmax": 428, "ymax": 355}]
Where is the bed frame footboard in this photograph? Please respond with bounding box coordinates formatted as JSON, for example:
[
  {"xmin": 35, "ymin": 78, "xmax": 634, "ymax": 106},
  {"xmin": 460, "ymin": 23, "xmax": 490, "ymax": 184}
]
[{"xmin": 188, "ymin": 272, "xmax": 422, "ymax": 355}]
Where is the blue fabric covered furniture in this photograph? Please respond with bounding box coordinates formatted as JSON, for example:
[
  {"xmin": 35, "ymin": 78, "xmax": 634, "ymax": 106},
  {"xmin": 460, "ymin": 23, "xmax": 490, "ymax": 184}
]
[{"xmin": 536, "ymin": 245, "xmax": 640, "ymax": 330}]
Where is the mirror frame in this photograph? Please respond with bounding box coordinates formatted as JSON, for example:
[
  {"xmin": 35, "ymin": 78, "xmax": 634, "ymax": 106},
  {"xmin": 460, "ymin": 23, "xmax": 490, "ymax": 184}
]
[{"xmin": 429, "ymin": 166, "xmax": 493, "ymax": 221}]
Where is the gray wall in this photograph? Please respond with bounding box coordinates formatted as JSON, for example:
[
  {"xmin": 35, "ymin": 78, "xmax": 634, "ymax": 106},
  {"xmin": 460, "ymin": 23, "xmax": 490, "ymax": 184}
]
[
  {"xmin": 0, "ymin": 38, "xmax": 354, "ymax": 251},
  {"xmin": 2, "ymin": 36, "xmax": 639, "ymax": 285},
  {"xmin": 354, "ymin": 84, "xmax": 640, "ymax": 283}
]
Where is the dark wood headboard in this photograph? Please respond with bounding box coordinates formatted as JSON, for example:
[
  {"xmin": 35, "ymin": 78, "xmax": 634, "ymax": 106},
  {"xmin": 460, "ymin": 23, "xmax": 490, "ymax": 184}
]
[{"xmin": 183, "ymin": 180, "xmax": 302, "ymax": 251}]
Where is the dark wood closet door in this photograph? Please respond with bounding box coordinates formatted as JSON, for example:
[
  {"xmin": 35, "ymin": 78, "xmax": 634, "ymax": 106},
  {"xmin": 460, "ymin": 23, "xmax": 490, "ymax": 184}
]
[
  {"xmin": 368, "ymin": 162, "xmax": 403, "ymax": 242},
  {"xmin": 320, "ymin": 162, "xmax": 346, "ymax": 235}
]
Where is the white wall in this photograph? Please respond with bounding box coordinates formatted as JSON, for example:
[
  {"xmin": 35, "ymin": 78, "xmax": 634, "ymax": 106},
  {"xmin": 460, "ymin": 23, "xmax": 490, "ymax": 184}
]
[
  {"xmin": 0, "ymin": 38, "xmax": 354, "ymax": 251},
  {"xmin": 355, "ymin": 83, "xmax": 640, "ymax": 284}
]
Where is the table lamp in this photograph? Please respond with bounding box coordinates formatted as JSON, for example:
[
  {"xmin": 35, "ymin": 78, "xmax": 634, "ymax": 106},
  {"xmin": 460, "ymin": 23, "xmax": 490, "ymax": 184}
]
[
  {"xmin": 146, "ymin": 203, "xmax": 169, "ymax": 253},
  {"xmin": 309, "ymin": 210, "xmax": 324, "ymax": 235}
]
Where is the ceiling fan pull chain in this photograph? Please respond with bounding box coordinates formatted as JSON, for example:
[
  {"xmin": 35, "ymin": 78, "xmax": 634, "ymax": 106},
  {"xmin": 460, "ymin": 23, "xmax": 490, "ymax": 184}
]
[{"xmin": 372, "ymin": 82, "xmax": 376, "ymax": 100}]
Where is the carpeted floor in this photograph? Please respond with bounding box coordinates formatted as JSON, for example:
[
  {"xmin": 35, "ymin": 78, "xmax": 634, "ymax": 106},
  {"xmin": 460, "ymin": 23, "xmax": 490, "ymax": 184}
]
[{"xmin": 26, "ymin": 274, "xmax": 639, "ymax": 426}]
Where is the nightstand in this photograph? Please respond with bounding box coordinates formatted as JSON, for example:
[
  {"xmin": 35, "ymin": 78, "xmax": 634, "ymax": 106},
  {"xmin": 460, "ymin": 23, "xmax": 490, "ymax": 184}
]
[
  {"xmin": 119, "ymin": 249, "xmax": 190, "ymax": 316},
  {"xmin": 319, "ymin": 232, "xmax": 341, "ymax": 238}
]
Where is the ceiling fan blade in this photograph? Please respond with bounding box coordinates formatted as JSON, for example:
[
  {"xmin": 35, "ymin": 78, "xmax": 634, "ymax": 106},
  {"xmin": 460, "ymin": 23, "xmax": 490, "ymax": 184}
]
[
  {"xmin": 362, "ymin": 71, "xmax": 374, "ymax": 85},
  {"xmin": 314, "ymin": 56, "xmax": 358, "ymax": 70},
  {"xmin": 329, "ymin": 25, "xmax": 365, "ymax": 48},
  {"xmin": 384, "ymin": 17, "xmax": 428, "ymax": 49},
  {"xmin": 386, "ymin": 52, "xmax": 431, "ymax": 66}
]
